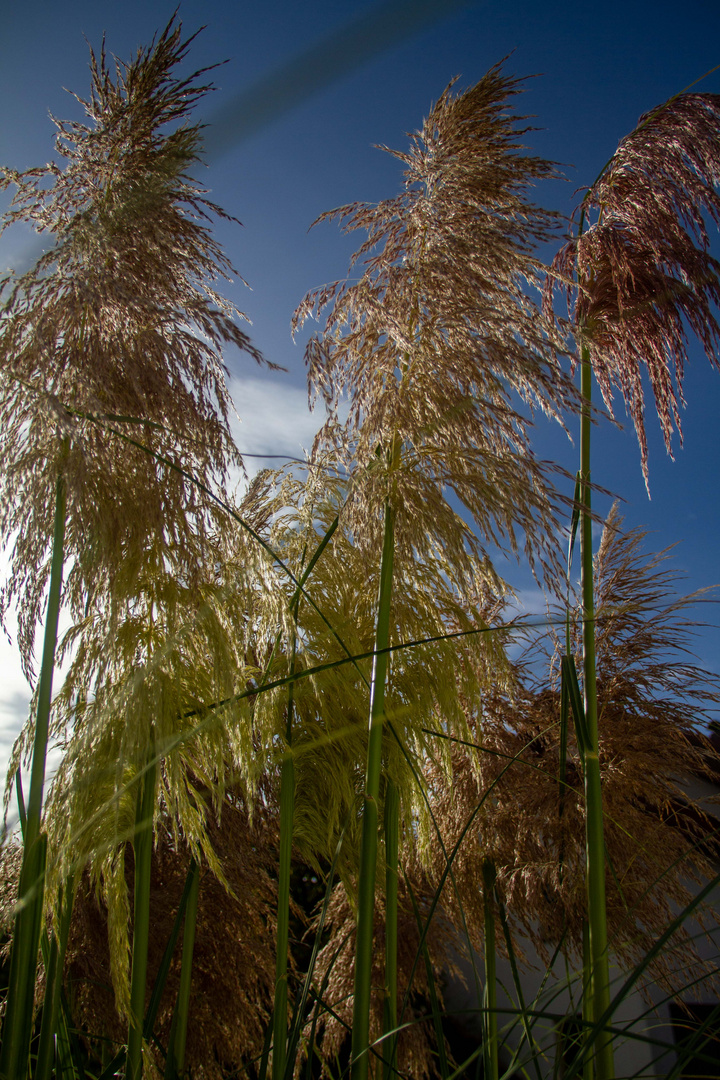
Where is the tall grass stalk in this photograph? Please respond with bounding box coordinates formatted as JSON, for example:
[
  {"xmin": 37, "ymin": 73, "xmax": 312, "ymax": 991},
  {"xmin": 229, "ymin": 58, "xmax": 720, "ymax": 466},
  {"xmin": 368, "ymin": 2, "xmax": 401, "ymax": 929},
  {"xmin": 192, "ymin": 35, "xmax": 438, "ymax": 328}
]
[
  {"xmin": 0, "ymin": 473, "xmax": 66, "ymax": 1080},
  {"xmin": 273, "ymin": 520, "xmax": 323, "ymax": 1080},
  {"xmin": 296, "ymin": 64, "xmax": 578, "ymax": 1077},
  {"xmin": 578, "ymin": 350, "xmax": 614, "ymax": 1080},
  {"xmin": 582, "ymin": 921, "xmax": 594, "ymax": 1080},
  {"xmin": 351, "ymin": 497, "xmax": 395, "ymax": 1080}
]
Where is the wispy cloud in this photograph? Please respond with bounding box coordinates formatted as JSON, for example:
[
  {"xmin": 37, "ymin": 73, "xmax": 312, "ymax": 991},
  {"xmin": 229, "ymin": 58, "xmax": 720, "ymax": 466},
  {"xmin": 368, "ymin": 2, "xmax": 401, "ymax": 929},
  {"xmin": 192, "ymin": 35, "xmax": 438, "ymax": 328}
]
[{"xmin": 229, "ymin": 374, "xmax": 323, "ymax": 479}]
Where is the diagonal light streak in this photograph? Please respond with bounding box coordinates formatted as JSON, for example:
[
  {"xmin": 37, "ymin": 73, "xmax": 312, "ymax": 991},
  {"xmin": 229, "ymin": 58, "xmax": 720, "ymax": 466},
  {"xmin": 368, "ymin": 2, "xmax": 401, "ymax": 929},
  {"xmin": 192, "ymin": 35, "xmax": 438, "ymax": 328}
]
[
  {"xmin": 201, "ymin": 0, "xmax": 475, "ymax": 161},
  {"xmin": 2, "ymin": 0, "xmax": 476, "ymax": 277}
]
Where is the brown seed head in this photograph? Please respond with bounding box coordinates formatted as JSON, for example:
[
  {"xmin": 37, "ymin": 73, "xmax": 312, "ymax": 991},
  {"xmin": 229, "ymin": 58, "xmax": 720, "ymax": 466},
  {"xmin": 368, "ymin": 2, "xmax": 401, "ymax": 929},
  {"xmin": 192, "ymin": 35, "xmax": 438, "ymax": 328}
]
[{"xmin": 547, "ymin": 94, "xmax": 720, "ymax": 487}]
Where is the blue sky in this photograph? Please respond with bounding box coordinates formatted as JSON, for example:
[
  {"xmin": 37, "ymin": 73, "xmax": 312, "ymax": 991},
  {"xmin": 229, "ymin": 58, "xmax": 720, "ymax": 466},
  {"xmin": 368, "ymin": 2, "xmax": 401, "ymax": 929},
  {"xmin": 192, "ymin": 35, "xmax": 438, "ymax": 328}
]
[{"xmin": 1, "ymin": 0, "xmax": 720, "ymax": 777}]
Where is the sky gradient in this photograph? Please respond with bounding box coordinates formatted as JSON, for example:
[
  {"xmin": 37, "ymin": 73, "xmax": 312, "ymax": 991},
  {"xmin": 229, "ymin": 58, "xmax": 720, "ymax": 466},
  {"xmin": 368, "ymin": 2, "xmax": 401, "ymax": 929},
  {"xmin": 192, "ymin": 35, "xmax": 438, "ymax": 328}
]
[{"xmin": 1, "ymin": 0, "xmax": 720, "ymax": 785}]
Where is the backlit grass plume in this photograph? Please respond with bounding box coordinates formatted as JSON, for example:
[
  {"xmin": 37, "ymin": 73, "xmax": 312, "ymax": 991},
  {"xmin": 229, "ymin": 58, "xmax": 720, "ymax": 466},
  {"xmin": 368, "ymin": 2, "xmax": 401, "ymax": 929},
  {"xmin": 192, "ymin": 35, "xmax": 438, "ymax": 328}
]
[
  {"xmin": 427, "ymin": 507, "xmax": 720, "ymax": 988},
  {"xmin": 548, "ymin": 93, "xmax": 720, "ymax": 485},
  {"xmin": 41, "ymin": 524, "xmax": 270, "ymax": 875},
  {"xmin": 0, "ymin": 14, "xmax": 268, "ymax": 672},
  {"xmin": 248, "ymin": 465, "xmax": 510, "ymax": 880},
  {"xmin": 294, "ymin": 61, "xmax": 577, "ymax": 583}
]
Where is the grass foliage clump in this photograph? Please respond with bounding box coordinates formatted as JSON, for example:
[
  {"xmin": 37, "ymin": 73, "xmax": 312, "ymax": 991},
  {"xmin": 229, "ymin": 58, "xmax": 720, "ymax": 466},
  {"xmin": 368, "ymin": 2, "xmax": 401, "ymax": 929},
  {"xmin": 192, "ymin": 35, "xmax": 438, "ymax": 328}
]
[{"xmin": 1, "ymin": 15, "xmax": 720, "ymax": 1080}]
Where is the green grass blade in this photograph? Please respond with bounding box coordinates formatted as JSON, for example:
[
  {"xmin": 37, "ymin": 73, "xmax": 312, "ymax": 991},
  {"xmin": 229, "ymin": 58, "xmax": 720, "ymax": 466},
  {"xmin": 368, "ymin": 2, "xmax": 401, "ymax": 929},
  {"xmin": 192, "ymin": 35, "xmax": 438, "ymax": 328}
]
[
  {"xmin": 284, "ymin": 821, "xmax": 349, "ymax": 1079},
  {"xmin": 15, "ymin": 773, "xmax": 80, "ymax": 1080},
  {"xmin": 560, "ymin": 655, "xmax": 590, "ymax": 761},
  {"xmin": 258, "ymin": 1011, "xmax": 275, "ymax": 1080},
  {"xmin": 24, "ymin": 471, "xmax": 66, "ymax": 854},
  {"xmin": 663, "ymin": 1001, "xmax": 720, "ymax": 1080},
  {"xmin": 0, "ymin": 833, "xmax": 47, "ymax": 1077},
  {"xmin": 576, "ymin": 868, "xmax": 720, "ymax": 1080},
  {"xmin": 405, "ymin": 871, "xmax": 448, "ymax": 1080},
  {"xmin": 495, "ymin": 894, "xmax": 544, "ymax": 1080},
  {"xmin": 144, "ymin": 856, "xmax": 199, "ymax": 1042},
  {"xmin": 582, "ymin": 920, "xmax": 593, "ymax": 1080},
  {"xmin": 559, "ymin": 660, "xmax": 570, "ymax": 830}
]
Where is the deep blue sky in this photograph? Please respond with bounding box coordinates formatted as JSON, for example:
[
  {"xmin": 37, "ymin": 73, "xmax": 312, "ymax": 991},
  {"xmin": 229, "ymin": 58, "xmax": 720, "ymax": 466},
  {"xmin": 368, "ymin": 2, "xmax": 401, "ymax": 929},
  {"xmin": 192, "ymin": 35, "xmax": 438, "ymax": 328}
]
[{"xmin": 1, "ymin": 0, "xmax": 719, "ymax": 769}]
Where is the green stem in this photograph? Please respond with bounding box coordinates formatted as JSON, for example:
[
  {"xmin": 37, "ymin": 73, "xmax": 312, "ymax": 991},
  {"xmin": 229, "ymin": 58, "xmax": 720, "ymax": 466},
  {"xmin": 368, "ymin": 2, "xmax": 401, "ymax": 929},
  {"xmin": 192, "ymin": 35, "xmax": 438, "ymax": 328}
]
[
  {"xmin": 27, "ymin": 473, "xmax": 67, "ymax": 851},
  {"xmin": 127, "ymin": 751, "xmax": 157, "ymax": 1080},
  {"xmin": 579, "ymin": 352, "xmax": 614, "ymax": 1080},
  {"xmin": 351, "ymin": 497, "xmax": 395, "ymax": 1080},
  {"xmin": 383, "ymin": 778, "xmax": 399, "ymax": 1080},
  {"xmin": 0, "ymin": 473, "xmax": 66, "ymax": 1080},
  {"xmin": 273, "ymin": 582, "xmax": 301, "ymax": 1080},
  {"xmin": 165, "ymin": 858, "xmax": 200, "ymax": 1079},
  {"xmin": 482, "ymin": 859, "xmax": 498, "ymax": 1080}
]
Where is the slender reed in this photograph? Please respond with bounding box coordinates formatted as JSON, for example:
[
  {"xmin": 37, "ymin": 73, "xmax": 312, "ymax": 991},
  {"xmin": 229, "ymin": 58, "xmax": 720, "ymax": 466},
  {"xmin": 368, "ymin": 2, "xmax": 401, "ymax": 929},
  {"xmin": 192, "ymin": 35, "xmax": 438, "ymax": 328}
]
[
  {"xmin": 273, "ymin": 634, "xmax": 298, "ymax": 1080},
  {"xmin": 579, "ymin": 350, "xmax": 614, "ymax": 1080},
  {"xmin": 0, "ymin": 474, "xmax": 65, "ymax": 1080},
  {"xmin": 35, "ymin": 876, "xmax": 75, "ymax": 1080}
]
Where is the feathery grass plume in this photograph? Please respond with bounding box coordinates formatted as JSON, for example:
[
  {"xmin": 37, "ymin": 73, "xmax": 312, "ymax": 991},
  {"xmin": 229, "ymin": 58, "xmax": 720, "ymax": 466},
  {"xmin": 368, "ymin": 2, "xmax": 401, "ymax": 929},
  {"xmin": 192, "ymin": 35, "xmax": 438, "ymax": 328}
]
[
  {"xmin": 427, "ymin": 507, "xmax": 720, "ymax": 991},
  {"xmin": 307, "ymin": 877, "xmax": 453, "ymax": 1080},
  {"xmin": 294, "ymin": 62, "xmax": 578, "ymax": 586},
  {"xmin": 547, "ymin": 94, "xmax": 720, "ymax": 486},
  {"xmin": 38, "ymin": 516, "xmax": 277, "ymax": 900},
  {"xmin": 0, "ymin": 14, "xmax": 270, "ymax": 679},
  {"xmin": 245, "ymin": 465, "xmax": 511, "ymax": 884},
  {"xmin": 58, "ymin": 793, "xmax": 279, "ymax": 1079}
]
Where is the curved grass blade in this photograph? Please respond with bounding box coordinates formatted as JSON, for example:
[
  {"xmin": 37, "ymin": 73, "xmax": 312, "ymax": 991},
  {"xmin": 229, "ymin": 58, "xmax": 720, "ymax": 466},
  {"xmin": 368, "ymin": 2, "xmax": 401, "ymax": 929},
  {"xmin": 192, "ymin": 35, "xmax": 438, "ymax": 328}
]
[{"xmin": 35, "ymin": 876, "xmax": 75, "ymax": 1080}]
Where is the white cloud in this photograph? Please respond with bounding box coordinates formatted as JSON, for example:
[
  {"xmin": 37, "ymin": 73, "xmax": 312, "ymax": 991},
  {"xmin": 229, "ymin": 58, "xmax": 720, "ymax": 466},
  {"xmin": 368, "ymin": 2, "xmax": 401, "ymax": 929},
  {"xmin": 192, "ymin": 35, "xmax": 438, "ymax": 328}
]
[{"xmin": 229, "ymin": 375, "xmax": 324, "ymax": 478}]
